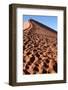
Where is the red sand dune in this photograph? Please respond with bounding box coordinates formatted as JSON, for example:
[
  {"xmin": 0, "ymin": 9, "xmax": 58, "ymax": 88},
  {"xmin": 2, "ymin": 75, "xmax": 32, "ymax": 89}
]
[{"xmin": 23, "ymin": 19, "xmax": 57, "ymax": 74}]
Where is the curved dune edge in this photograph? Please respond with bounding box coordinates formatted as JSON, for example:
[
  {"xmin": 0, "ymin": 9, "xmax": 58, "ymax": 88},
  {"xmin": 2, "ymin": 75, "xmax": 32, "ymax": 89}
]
[{"xmin": 23, "ymin": 21, "xmax": 32, "ymax": 30}]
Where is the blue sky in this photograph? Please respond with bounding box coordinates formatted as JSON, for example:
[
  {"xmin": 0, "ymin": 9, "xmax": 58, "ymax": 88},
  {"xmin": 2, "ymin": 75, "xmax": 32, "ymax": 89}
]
[{"xmin": 23, "ymin": 15, "xmax": 57, "ymax": 31}]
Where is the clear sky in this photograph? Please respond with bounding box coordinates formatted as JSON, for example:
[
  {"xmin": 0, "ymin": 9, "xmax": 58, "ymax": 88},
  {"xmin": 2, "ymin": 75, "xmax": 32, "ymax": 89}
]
[{"xmin": 23, "ymin": 15, "xmax": 57, "ymax": 31}]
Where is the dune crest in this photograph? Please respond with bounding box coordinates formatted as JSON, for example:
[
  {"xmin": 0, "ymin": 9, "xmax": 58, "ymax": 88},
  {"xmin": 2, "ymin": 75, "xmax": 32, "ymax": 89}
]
[{"xmin": 23, "ymin": 21, "xmax": 32, "ymax": 30}]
